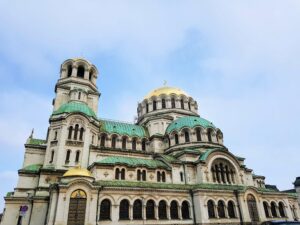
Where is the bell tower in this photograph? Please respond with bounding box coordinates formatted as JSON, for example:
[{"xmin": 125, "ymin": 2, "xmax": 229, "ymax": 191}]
[{"xmin": 53, "ymin": 58, "xmax": 100, "ymax": 114}]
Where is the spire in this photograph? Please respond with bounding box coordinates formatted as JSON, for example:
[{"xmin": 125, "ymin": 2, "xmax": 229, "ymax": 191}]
[{"xmin": 30, "ymin": 128, "xmax": 34, "ymax": 138}]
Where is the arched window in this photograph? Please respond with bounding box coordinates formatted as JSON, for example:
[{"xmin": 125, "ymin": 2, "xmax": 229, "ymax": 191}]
[
  {"xmin": 68, "ymin": 126, "xmax": 73, "ymax": 139},
  {"xmin": 54, "ymin": 131, "xmax": 57, "ymax": 140},
  {"xmin": 146, "ymin": 103, "xmax": 149, "ymax": 113},
  {"xmin": 115, "ymin": 168, "xmax": 120, "ymax": 180},
  {"xmin": 133, "ymin": 199, "xmax": 143, "ymax": 220},
  {"xmin": 271, "ymin": 202, "xmax": 277, "ymax": 217},
  {"xmin": 111, "ymin": 136, "xmax": 117, "ymax": 149},
  {"xmin": 161, "ymin": 172, "xmax": 166, "ymax": 182},
  {"xmin": 146, "ymin": 200, "xmax": 155, "ymax": 219},
  {"xmin": 121, "ymin": 168, "xmax": 125, "ymax": 180},
  {"xmin": 77, "ymin": 66, "xmax": 85, "ymax": 78},
  {"xmin": 153, "ymin": 100, "xmax": 157, "ymax": 111},
  {"xmin": 228, "ymin": 201, "xmax": 236, "ymax": 218},
  {"xmin": 137, "ymin": 170, "xmax": 141, "ymax": 181},
  {"xmin": 65, "ymin": 150, "xmax": 71, "ymax": 163},
  {"xmin": 142, "ymin": 139, "xmax": 146, "ymax": 151},
  {"xmin": 170, "ymin": 201, "xmax": 179, "ymax": 219},
  {"xmin": 207, "ymin": 200, "xmax": 216, "ymax": 218},
  {"xmin": 79, "ymin": 127, "xmax": 84, "ymax": 140},
  {"xmin": 196, "ymin": 128, "xmax": 201, "ymax": 141},
  {"xmin": 211, "ymin": 159, "xmax": 236, "ymax": 184},
  {"xmin": 75, "ymin": 151, "xmax": 80, "ymax": 163},
  {"xmin": 78, "ymin": 92, "xmax": 81, "ymax": 100},
  {"xmin": 174, "ymin": 133, "xmax": 179, "ymax": 145},
  {"xmin": 184, "ymin": 131, "xmax": 190, "ymax": 143},
  {"xmin": 180, "ymin": 172, "xmax": 184, "ymax": 182},
  {"xmin": 119, "ymin": 199, "xmax": 129, "ymax": 220},
  {"xmin": 89, "ymin": 70, "xmax": 93, "ymax": 81},
  {"xmin": 99, "ymin": 199, "xmax": 111, "ymax": 220},
  {"xmin": 67, "ymin": 65, "xmax": 72, "ymax": 77},
  {"xmin": 279, "ymin": 202, "xmax": 286, "ymax": 217},
  {"xmin": 49, "ymin": 150, "xmax": 54, "ymax": 163},
  {"xmin": 122, "ymin": 137, "xmax": 127, "ymax": 149},
  {"xmin": 207, "ymin": 129, "xmax": 212, "ymax": 142},
  {"xmin": 182, "ymin": 201, "xmax": 190, "ymax": 219},
  {"xmin": 263, "ymin": 202, "xmax": 270, "ymax": 218},
  {"xmin": 158, "ymin": 200, "xmax": 167, "ymax": 219},
  {"xmin": 74, "ymin": 124, "xmax": 79, "ymax": 140},
  {"xmin": 180, "ymin": 99, "xmax": 184, "ymax": 109},
  {"xmin": 100, "ymin": 135, "xmax": 106, "ymax": 147},
  {"xmin": 217, "ymin": 201, "xmax": 226, "ymax": 218},
  {"xmin": 171, "ymin": 98, "xmax": 176, "ymax": 108},
  {"xmin": 132, "ymin": 138, "xmax": 137, "ymax": 150},
  {"xmin": 142, "ymin": 170, "xmax": 146, "ymax": 181},
  {"xmin": 157, "ymin": 171, "xmax": 161, "ymax": 182},
  {"xmin": 162, "ymin": 99, "xmax": 166, "ymax": 109}
]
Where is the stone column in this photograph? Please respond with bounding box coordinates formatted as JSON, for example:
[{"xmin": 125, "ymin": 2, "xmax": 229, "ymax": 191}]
[
  {"xmin": 178, "ymin": 206, "xmax": 182, "ymax": 219},
  {"xmin": 71, "ymin": 65, "xmax": 77, "ymax": 77},
  {"xmin": 129, "ymin": 205, "xmax": 133, "ymax": 220},
  {"xmin": 84, "ymin": 68, "xmax": 89, "ymax": 80},
  {"xmin": 167, "ymin": 205, "xmax": 171, "ymax": 220}
]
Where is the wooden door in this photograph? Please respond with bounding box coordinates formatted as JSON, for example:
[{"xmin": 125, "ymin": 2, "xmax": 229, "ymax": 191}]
[{"xmin": 67, "ymin": 190, "xmax": 87, "ymax": 225}]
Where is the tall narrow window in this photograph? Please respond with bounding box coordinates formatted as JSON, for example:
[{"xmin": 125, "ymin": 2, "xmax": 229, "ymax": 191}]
[
  {"xmin": 142, "ymin": 139, "xmax": 146, "ymax": 151},
  {"xmin": 162, "ymin": 172, "xmax": 166, "ymax": 182},
  {"xmin": 111, "ymin": 136, "xmax": 117, "ymax": 148},
  {"xmin": 74, "ymin": 124, "xmax": 79, "ymax": 140},
  {"xmin": 146, "ymin": 200, "xmax": 155, "ymax": 219},
  {"xmin": 263, "ymin": 202, "xmax": 270, "ymax": 218},
  {"xmin": 271, "ymin": 202, "xmax": 277, "ymax": 217},
  {"xmin": 162, "ymin": 99, "xmax": 166, "ymax": 109},
  {"xmin": 207, "ymin": 129, "xmax": 212, "ymax": 142},
  {"xmin": 228, "ymin": 201, "xmax": 236, "ymax": 218},
  {"xmin": 122, "ymin": 137, "xmax": 127, "ymax": 149},
  {"xmin": 115, "ymin": 168, "xmax": 120, "ymax": 180},
  {"xmin": 77, "ymin": 66, "xmax": 85, "ymax": 78},
  {"xmin": 170, "ymin": 201, "xmax": 179, "ymax": 219},
  {"xmin": 181, "ymin": 201, "xmax": 190, "ymax": 219},
  {"xmin": 65, "ymin": 150, "xmax": 71, "ymax": 163},
  {"xmin": 146, "ymin": 103, "xmax": 149, "ymax": 113},
  {"xmin": 153, "ymin": 100, "xmax": 157, "ymax": 111},
  {"xmin": 67, "ymin": 65, "xmax": 72, "ymax": 77},
  {"xmin": 68, "ymin": 126, "xmax": 73, "ymax": 139},
  {"xmin": 132, "ymin": 138, "xmax": 137, "ymax": 150},
  {"xmin": 159, "ymin": 200, "xmax": 167, "ymax": 219},
  {"xmin": 184, "ymin": 131, "xmax": 190, "ymax": 143},
  {"xmin": 180, "ymin": 172, "xmax": 184, "ymax": 182},
  {"xmin": 119, "ymin": 199, "xmax": 130, "ymax": 220},
  {"xmin": 157, "ymin": 171, "xmax": 161, "ymax": 182},
  {"xmin": 79, "ymin": 127, "xmax": 84, "ymax": 140},
  {"xmin": 137, "ymin": 170, "xmax": 141, "ymax": 181},
  {"xmin": 133, "ymin": 200, "xmax": 143, "ymax": 220},
  {"xmin": 89, "ymin": 70, "xmax": 93, "ymax": 81},
  {"xmin": 78, "ymin": 92, "xmax": 81, "ymax": 100},
  {"xmin": 54, "ymin": 131, "xmax": 57, "ymax": 140},
  {"xmin": 75, "ymin": 151, "xmax": 80, "ymax": 163},
  {"xmin": 49, "ymin": 150, "xmax": 54, "ymax": 163},
  {"xmin": 279, "ymin": 202, "xmax": 286, "ymax": 217},
  {"xmin": 99, "ymin": 199, "xmax": 111, "ymax": 220},
  {"xmin": 188, "ymin": 101, "xmax": 191, "ymax": 110},
  {"xmin": 217, "ymin": 201, "xmax": 226, "ymax": 218},
  {"xmin": 207, "ymin": 200, "xmax": 216, "ymax": 218},
  {"xmin": 100, "ymin": 135, "xmax": 106, "ymax": 147},
  {"xmin": 174, "ymin": 133, "xmax": 179, "ymax": 145},
  {"xmin": 121, "ymin": 168, "xmax": 125, "ymax": 180},
  {"xmin": 196, "ymin": 128, "xmax": 201, "ymax": 141},
  {"xmin": 142, "ymin": 170, "xmax": 146, "ymax": 181},
  {"xmin": 180, "ymin": 99, "xmax": 184, "ymax": 109},
  {"xmin": 171, "ymin": 98, "xmax": 176, "ymax": 108}
]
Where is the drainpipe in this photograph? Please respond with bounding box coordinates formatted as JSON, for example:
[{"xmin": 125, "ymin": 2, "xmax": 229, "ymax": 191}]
[
  {"xmin": 189, "ymin": 189, "xmax": 197, "ymax": 225},
  {"xmin": 96, "ymin": 186, "xmax": 102, "ymax": 224},
  {"xmin": 234, "ymin": 190, "xmax": 244, "ymax": 225}
]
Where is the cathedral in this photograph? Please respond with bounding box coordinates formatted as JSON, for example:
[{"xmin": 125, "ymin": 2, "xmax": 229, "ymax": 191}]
[{"xmin": 1, "ymin": 58, "xmax": 299, "ymax": 225}]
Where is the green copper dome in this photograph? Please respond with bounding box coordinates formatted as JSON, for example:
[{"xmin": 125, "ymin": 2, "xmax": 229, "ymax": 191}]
[
  {"xmin": 166, "ymin": 116, "xmax": 216, "ymax": 134},
  {"xmin": 52, "ymin": 101, "xmax": 97, "ymax": 119}
]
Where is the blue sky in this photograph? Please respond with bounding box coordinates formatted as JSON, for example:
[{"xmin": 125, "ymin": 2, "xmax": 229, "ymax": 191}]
[{"xmin": 0, "ymin": 0, "xmax": 300, "ymax": 210}]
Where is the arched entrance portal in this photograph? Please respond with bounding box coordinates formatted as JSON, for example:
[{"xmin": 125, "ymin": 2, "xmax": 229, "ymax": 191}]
[
  {"xmin": 247, "ymin": 194, "xmax": 259, "ymax": 223},
  {"xmin": 67, "ymin": 189, "xmax": 87, "ymax": 225}
]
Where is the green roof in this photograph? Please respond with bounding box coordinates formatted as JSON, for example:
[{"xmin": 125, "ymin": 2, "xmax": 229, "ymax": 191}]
[
  {"xmin": 166, "ymin": 116, "xmax": 216, "ymax": 134},
  {"xmin": 52, "ymin": 101, "xmax": 97, "ymax": 119},
  {"xmin": 158, "ymin": 154, "xmax": 181, "ymax": 164},
  {"xmin": 94, "ymin": 156, "xmax": 170, "ymax": 170},
  {"xmin": 100, "ymin": 119, "xmax": 148, "ymax": 138},
  {"xmin": 20, "ymin": 164, "xmax": 42, "ymax": 173},
  {"xmin": 28, "ymin": 138, "xmax": 46, "ymax": 145},
  {"xmin": 174, "ymin": 148, "xmax": 202, "ymax": 158},
  {"xmin": 199, "ymin": 148, "xmax": 224, "ymax": 161}
]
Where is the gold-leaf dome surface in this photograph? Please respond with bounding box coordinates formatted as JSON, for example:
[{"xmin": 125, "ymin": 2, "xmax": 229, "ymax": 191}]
[
  {"xmin": 63, "ymin": 167, "xmax": 92, "ymax": 177},
  {"xmin": 144, "ymin": 86, "xmax": 189, "ymax": 100}
]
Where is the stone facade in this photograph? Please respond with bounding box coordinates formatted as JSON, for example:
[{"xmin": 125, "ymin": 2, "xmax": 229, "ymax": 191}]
[{"xmin": 1, "ymin": 58, "xmax": 299, "ymax": 225}]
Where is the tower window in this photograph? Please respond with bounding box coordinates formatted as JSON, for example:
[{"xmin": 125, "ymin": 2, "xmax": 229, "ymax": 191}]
[
  {"xmin": 122, "ymin": 137, "xmax": 127, "ymax": 149},
  {"xmin": 196, "ymin": 128, "xmax": 201, "ymax": 141},
  {"xmin": 132, "ymin": 138, "xmax": 137, "ymax": 150},
  {"xmin": 142, "ymin": 139, "xmax": 146, "ymax": 151},
  {"xmin": 68, "ymin": 126, "xmax": 73, "ymax": 140},
  {"xmin": 49, "ymin": 150, "xmax": 54, "ymax": 163},
  {"xmin": 184, "ymin": 131, "xmax": 190, "ymax": 143},
  {"xmin": 111, "ymin": 136, "xmax": 117, "ymax": 148},
  {"xmin": 54, "ymin": 131, "xmax": 57, "ymax": 140},
  {"xmin": 161, "ymin": 171, "xmax": 166, "ymax": 182},
  {"xmin": 75, "ymin": 151, "xmax": 80, "ymax": 163},
  {"xmin": 174, "ymin": 133, "xmax": 179, "ymax": 145},
  {"xmin": 162, "ymin": 99, "xmax": 166, "ymax": 109},
  {"xmin": 78, "ymin": 92, "xmax": 81, "ymax": 100},
  {"xmin": 157, "ymin": 171, "xmax": 161, "ymax": 182},
  {"xmin": 171, "ymin": 98, "xmax": 176, "ymax": 108},
  {"xmin": 153, "ymin": 100, "xmax": 157, "ymax": 111},
  {"xmin": 74, "ymin": 124, "xmax": 79, "ymax": 140},
  {"xmin": 77, "ymin": 66, "xmax": 85, "ymax": 78},
  {"xmin": 65, "ymin": 150, "xmax": 71, "ymax": 163},
  {"xmin": 89, "ymin": 70, "xmax": 93, "ymax": 81},
  {"xmin": 180, "ymin": 99, "xmax": 184, "ymax": 109},
  {"xmin": 180, "ymin": 172, "xmax": 184, "ymax": 182},
  {"xmin": 146, "ymin": 103, "xmax": 149, "ymax": 113},
  {"xmin": 79, "ymin": 127, "xmax": 84, "ymax": 141},
  {"xmin": 67, "ymin": 65, "xmax": 72, "ymax": 77},
  {"xmin": 207, "ymin": 129, "xmax": 212, "ymax": 142}
]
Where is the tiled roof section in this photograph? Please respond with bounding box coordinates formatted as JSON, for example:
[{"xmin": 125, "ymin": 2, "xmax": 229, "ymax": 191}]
[
  {"xmin": 52, "ymin": 101, "xmax": 97, "ymax": 119},
  {"xmin": 158, "ymin": 154, "xmax": 181, "ymax": 164},
  {"xmin": 99, "ymin": 119, "xmax": 148, "ymax": 138},
  {"xmin": 95, "ymin": 156, "xmax": 170, "ymax": 170},
  {"xmin": 20, "ymin": 164, "xmax": 43, "ymax": 173},
  {"xmin": 28, "ymin": 138, "xmax": 46, "ymax": 145},
  {"xmin": 166, "ymin": 116, "xmax": 216, "ymax": 134},
  {"xmin": 199, "ymin": 148, "xmax": 225, "ymax": 161},
  {"xmin": 174, "ymin": 148, "xmax": 202, "ymax": 158}
]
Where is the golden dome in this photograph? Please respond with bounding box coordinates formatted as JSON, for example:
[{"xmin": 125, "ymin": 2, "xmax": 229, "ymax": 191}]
[
  {"xmin": 144, "ymin": 86, "xmax": 189, "ymax": 100},
  {"xmin": 63, "ymin": 167, "xmax": 92, "ymax": 177}
]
